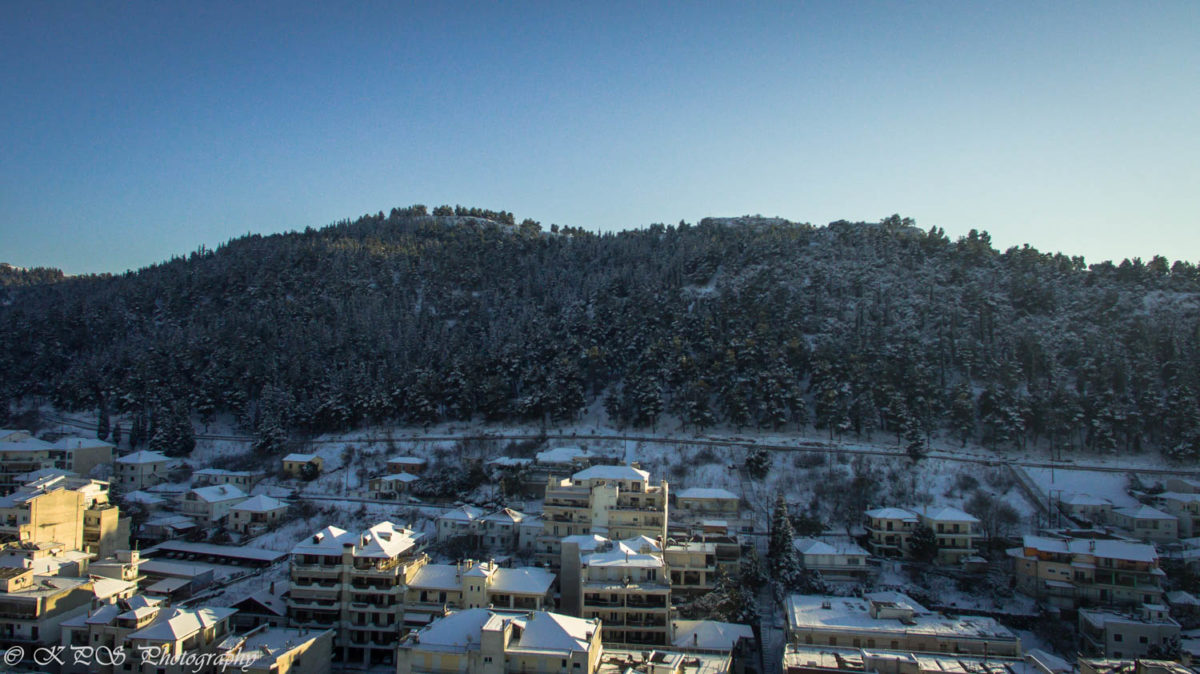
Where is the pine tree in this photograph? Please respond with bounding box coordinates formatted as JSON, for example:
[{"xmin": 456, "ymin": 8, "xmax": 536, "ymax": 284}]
[
  {"xmin": 111, "ymin": 422, "xmax": 122, "ymax": 447},
  {"xmin": 745, "ymin": 448, "xmax": 770, "ymax": 480},
  {"xmin": 908, "ymin": 522, "xmax": 939, "ymax": 563},
  {"xmin": 96, "ymin": 404, "xmax": 110, "ymax": 442}
]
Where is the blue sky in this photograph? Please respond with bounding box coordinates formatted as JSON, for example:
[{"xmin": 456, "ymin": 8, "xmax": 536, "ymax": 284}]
[{"xmin": 2, "ymin": 2, "xmax": 1197, "ymax": 274}]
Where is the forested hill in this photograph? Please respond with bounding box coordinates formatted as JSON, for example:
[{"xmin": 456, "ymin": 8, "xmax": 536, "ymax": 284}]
[{"xmin": 3, "ymin": 206, "xmax": 1200, "ymax": 460}]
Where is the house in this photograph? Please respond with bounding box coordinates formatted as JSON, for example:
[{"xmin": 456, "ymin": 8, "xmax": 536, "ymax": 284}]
[
  {"xmin": 480, "ymin": 508, "xmax": 526, "ymax": 551},
  {"xmin": 396, "ymin": 609, "xmax": 602, "ymax": 674},
  {"xmin": 784, "ymin": 592, "xmax": 1021, "ymax": 657},
  {"xmin": 140, "ymin": 514, "xmax": 198, "ymax": 542},
  {"xmin": 436, "ymin": 505, "xmax": 486, "ymax": 544},
  {"xmin": 794, "ymin": 538, "xmax": 872, "ymax": 581},
  {"xmin": 385, "ymin": 456, "xmax": 428, "ymax": 474},
  {"xmin": 1110, "ymin": 505, "xmax": 1178, "ymax": 544},
  {"xmin": 217, "ymin": 624, "xmax": 334, "ymax": 674},
  {"xmin": 48, "ymin": 437, "xmax": 115, "ymax": 478},
  {"xmin": 228, "ymin": 494, "xmax": 289, "ymax": 534},
  {"xmin": 1007, "ymin": 534, "xmax": 1165, "ymax": 609},
  {"xmin": 540, "ymin": 464, "xmax": 669, "ymax": 567},
  {"xmin": 124, "ymin": 606, "xmax": 238, "ymax": 674},
  {"xmin": 59, "ymin": 595, "xmax": 167, "ymax": 673},
  {"xmin": 368, "ymin": 472, "xmax": 419, "ymax": 499},
  {"xmin": 675, "ymin": 488, "xmax": 740, "ymax": 517},
  {"xmin": 177, "ymin": 484, "xmax": 249, "ymax": 525},
  {"xmin": 1061, "ymin": 493, "xmax": 1115, "ymax": 524},
  {"xmin": 864, "ymin": 507, "xmax": 918, "ymax": 558},
  {"xmin": 1167, "ymin": 478, "xmax": 1200, "ymax": 494},
  {"xmin": 229, "ymin": 581, "xmax": 290, "ymax": 631},
  {"xmin": 405, "ymin": 559, "xmax": 556, "ymax": 623},
  {"xmin": 1079, "ymin": 605, "xmax": 1181, "ymax": 659},
  {"xmin": 114, "ymin": 450, "xmax": 171, "ymax": 490},
  {"xmin": 282, "ymin": 453, "xmax": 323, "ymax": 478},
  {"xmin": 1154, "ymin": 493, "xmax": 1200, "ymax": 538}
]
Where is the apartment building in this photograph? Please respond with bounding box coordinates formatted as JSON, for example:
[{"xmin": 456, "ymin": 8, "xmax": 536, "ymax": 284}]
[
  {"xmin": 864, "ymin": 506, "xmax": 981, "ymax": 564},
  {"xmin": 572, "ymin": 535, "xmax": 672, "ymax": 647},
  {"xmin": 1007, "ymin": 535, "xmax": 1166, "ymax": 609},
  {"xmin": 1110, "ymin": 506, "xmax": 1178, "ymax": 544},
  {"xmin": 0, "ymin": 435, "xmax": 114, "ymax": 494},
  {"xmin": 785, "ymin": 592, "xmax": 1021, "ymax": 657},
  {"xmin": 0, "ymin": 568, "xmax": 93, "ymax": 650},
  {"xmin": 114, "ymin": 450, "xmax": 171, "ymax": 490},
  {"xmin": 0, "ymin": 476, "xmax": 87, "ymax": 549},
  {"xmin": 540, "ymin": 465, "xmax": 668, "ymax": 566},
  {"xmin": 395, "ymin": 609, "xmax": 603, "ymax": 674},
  {"xmin": 479, "ymin": 508, "xmax": 526, "ymax": 551},
  {"xmin": 287, "ymin": 522, "xmax": 427, "ymax": 667},
  {"xmin": 437, "ymin": 505, "xmax": 486, "ymax": 544},
  {"xmin": 1079, "ymin": 605, "xmax": 1181, "ymax": 660},
  {"xmin": 663, "ymin": 540, "xmax": 720, "ymax": 601},
  {"xmin": 125, "ymin": 606, "xmax": 239, "ymax": 674}
]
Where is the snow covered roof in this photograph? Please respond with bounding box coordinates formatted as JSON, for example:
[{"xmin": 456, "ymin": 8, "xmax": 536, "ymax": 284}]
[
  {"xmin": 920, "ymin": 505, "xmax": 980, "ymax": 523},
  {"xmin": 1168, "ymin": 590, "xmax": 1200, "ymax": 607},
  {"xmin": 377, "ymin": 472, "xmax": 420, "ymax": 482},
  {"xmin": 1063, "ymin": 493, "xmax": 1113, "ymax": 506},
  {"xmin": 865, "ymin": 507, "xmax": 918, "ymax": 521},
  {"xmin": 562, "ymin": 534, "xmax": 609, "ymax": 551},
  {"xmin": 1159, "ymin": 492, "xmax": 1200, "ymax": 504},
  {"xmin": 409, "ymin": 563, "xmax": 462, "ymax": 591},
  {"xmin": 186, "ymin": 484, "xmax": 248, "ymax": 503},
  {"xmin": 122, "ymin": 490, "xmax": 167, "ymax": 505},
  {"xmin": 1021, "ymin": 535, "xmax": 1159, "ymax": 563},
  {"xmin": 572, "ymin": 464, "xmax": 650, "ymax": 482},
  {"xmin": 794, "ymin": 537, "xmax": 870, "ymax": 557},
  {"xmin": 482, "ymin": 508, "xmax": 525, "ymax": 523},
  {"xmin": 116, "ymin": 450, "xmax": 170, "ymax": 464},
  {"xmin": 282, "ymin": 453, "xmax": 319, "ymax": 463},
  {"xmin": 51, "ymin": 436, "xmax": 114, "ymax": 451},
  {"xmin": 193, "ymin": 468, "xmax": 261, "ymax": 477},
  {"xmin": 129, "ymin": 607, "xmax": 237, "ymax": 642},
  {"xmin": 91, "ymin": 576, "xmax": 136, "ymax": 601},
  {"xmin": 291, "ymin": 525, "xmax": 355, "ymax": 555},
  {"xmin": 231, "ymin": 494, "xmax": 288, "ymax": 513},
  {"xmin": 672, "ymin": 620, "xmax": 754, "ymax": 650},
  {"xmin": 489, "ymin": 567, "xmax": 555, "ymax": 596},
  {"xmin": 537, "ymin": 446, "xmax": 587, "ymax": 464},
  {"xmin": 487, "ymin": 457, "xmax": 533, "ymax": 467},
  {"xmin": 676, "ymin": 488, "xmax": 739, "ymax": 500},
  {"xmin": 439, "ymin": 505, "xmax": 486, "ymax": 522},
  {"xmin": 414, "ymin": 608, "xmax": 495, "ymax": 649},
  {"xmin": 387, "ymin": 456, "xmax": 427, "ymax": 465},
  {"xmin": 0, "ymin": 437, "xmax": 53, "ymax": 452},
  {"xmin": 585, "ymin": 539, "xmax": 664, "ymax": 569},
  {"xmin": 357, "ymin": 522, "xmax": 424, "ymax": 558},
  {"xmin": 1025, "ymin": 649, "xmax": 1073, "ymax": 674},
  {"xmin": 513, "ymin": 612, "xmax": 597, "ymax": 653},
  {"xmin": 786, "ymin": 593, "xmax": 1015, "ymax": 641},
  {"xmin": 1114, "ymin": 504, "xmax": 1177, "ymax": 520},
  {"xmin": 144, "ymin": 514, "xmax": 196, "ymax": 530}
]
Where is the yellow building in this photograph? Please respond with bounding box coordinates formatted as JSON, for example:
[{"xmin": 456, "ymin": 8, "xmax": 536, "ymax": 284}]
[
  {"xmin": 114, "ymin": 450, "xmax": 171, "ymax": 490},
  {"xmin": 568, "ymin": 536, "xmax": 672, "ymax": 647},
  {"xmin": 865, "ymin": 506, "xmax": 981, "ymax": 564},
  {"xmin": 282, "ymin": 453, "xmax": 324, "ymax": 478},
  {"xmin": 0, "ymin": 567, "xmax": 94, "ymax": 650},
  {"xmin": 396, "ymin": 609, "xmax": 603, "ymax": 674},
  {"xmin": 540, "ymin": 465, "xmax": 668, "ymax": 567}
]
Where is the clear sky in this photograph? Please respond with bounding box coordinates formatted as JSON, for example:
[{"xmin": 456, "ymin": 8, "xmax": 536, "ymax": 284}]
[{"xmin": 1, "ymin": 2, "xmax": 1197, "ymax": 274}]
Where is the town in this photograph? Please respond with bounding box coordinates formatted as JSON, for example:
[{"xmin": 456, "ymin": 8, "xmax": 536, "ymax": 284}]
[{"xmin": 3, "ymin": 423, "xmax": 1200, "ymax": 674}]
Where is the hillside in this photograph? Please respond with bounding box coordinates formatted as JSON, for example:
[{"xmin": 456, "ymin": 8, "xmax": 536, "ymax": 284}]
[{"xmin": 2, "ymin": 207, "xmax": 1199, "ymax": 460}]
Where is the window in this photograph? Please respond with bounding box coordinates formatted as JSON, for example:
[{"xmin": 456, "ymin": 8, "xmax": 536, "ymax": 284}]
[
  {"xmin": 1113, "ymin": 634, "xmax": 1123, "ymax": 642},
  {"xmin": 1139, "ymin": 636, "xmax": 1148, "ymax": 644}
]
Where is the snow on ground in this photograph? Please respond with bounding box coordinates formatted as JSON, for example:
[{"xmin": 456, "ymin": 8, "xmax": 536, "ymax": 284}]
[{"xmin": 1024, "ymin": 467, "xmax": 1142, "ymax": 508}]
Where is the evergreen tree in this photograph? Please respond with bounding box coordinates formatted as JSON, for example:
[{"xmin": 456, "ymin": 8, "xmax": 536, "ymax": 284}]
[
  {"xmin": 111, "ymin": 422, "xmax": 122, "ymax": 447},
  {"xmin": 96, "ymin": 403, "xmax": 110, "ymax": 442},
  {"xmin": 908, "ymin": 522, "xmax": 939, "ymax": 563},
  {"xmin": 744, "ymin": 448, "xmax": 770, "ymax": 480}
]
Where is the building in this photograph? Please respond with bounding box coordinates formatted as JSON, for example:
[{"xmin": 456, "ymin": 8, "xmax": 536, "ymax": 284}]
[
  {"xmin": 60, "ymin": 595, "xmax": 166, "ymax": 673},
  {"xmin": 1061, "ymin": 494, "xmax": 1115, "ymax": 525},
  {"xmin": 0, "ymin": 540, "xmax": 90, "ymax": 576},
  {"xmin": 49, "ymin": 437, "xmax": 115, "ymax": 478},
  {"xmin": 217, "ymin": 624, "xmax": 334, "ymax": 674},
  {"xmin": 1110, "ymin": 506, "xmax": 1179, "ymax": 544},
  {"xmin": 864, "ymin": 506, "xmax": 981, "ymax": 564},
  {"xmin": 1079, "ymin": 605, "xmax": 1181, "ymax": 659},
  {"xmin": 480, "ymin": 508, "xmax": 527, "ymax": 551},
  {"xmin": 675, "ymin": 488, "xmax": 740, "ymax": 517},
  {"xmin": 0, "ymin": 476, "xmax": 87, "ymax": 549},
  {"xmin": 540, "ymin": 465, "xmax": 669, "ymax": 566},
  {"xmin": 781, "ymin": 644, "xmax": 1029, "ymax": 674},
  {"xmin": 0, "ymin": 437, "xmax": 56, "ymax": 494},
  {"xmin": 664, "ymin": 540, "xmax": 720, "ymax": 601},
  {"xmin": 287, "ymin": 522, "xmax": 428, "ymax": 666},
  {"xmin": 1007, "ymin": 535, "xmax": 1166, "ymax": 609},
  {"xmin": 599, "ymin": 648, "xmax": 733, "ymax": 674},
  {"xmin": 282, "ymin": 453, "xmax": 324, "ymax": 478},
  {"xmin": 404, "ymin": 559, "xmax": 556, "ymax": 624},
  {"xmin": 0, "ymin": 568, "xmax": 94, "ymax": 650},
  {"xmin": 793, "ymin": 538, "xmax": 872, "ymax": 581},
  {"xmin": 1154, "ymin": 493, "xmax": 1200, "ymax": 538},
  {"xmin": 178, "ymin": 484, "xmax": 249, "ymax": 525},
  {"xmin": 570, "ymin": 535, "xmax": 672, "ymax": 647},
  {"xmin": 124, "ymin": 606, "xmax": 239, "ymax": 674},
  {"xmin": 192, "ymin": 468, "xmax": 266, "ymax": 489},
  {"xmin": 672, "ymin": 619, "xmax": 757, "ymax": 674},
  {"xmin": 229, "ymin": 494, "xmax": 290, "ymax": 534},
  {"xmin": 396, "ymin": 609, "xmax": 603, "ymax": 674},
  {"xmin": 784, "ymin": 592, "xmax": 1021, "ymax": 657},
  {"xmin": 369, "ymin": 472, "xmax": 420, "ymax": 499},
  {"xmin": 385, "ymin": 457, "xmax": 428, "ymax": 475},
  {"xmin": 229, "ymin": 581, "xmax": 289, "ymax": 631},
  {"xmin": 114, "ymin": 450, "xmax": 172, "ymax": 490},
  {"xmin": 437, "ymin": 505, "xmax": 487, "ymax": 544}
]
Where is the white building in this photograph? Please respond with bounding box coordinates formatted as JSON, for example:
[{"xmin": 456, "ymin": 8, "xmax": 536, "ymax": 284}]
[
  {"xmin": 177, "ymin": 484, "xmax": 249, "ymax": 525},
  {"xmin": 793, "ymin": 538, "xmax": 872, "ymax": 581},
  {"xmin": 114, "ymin": 450, "xmax": 172, "ymax": 490},
  {"xmin": 228, "ymin": 494, "xmax": 289, "ymax": 534}
]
